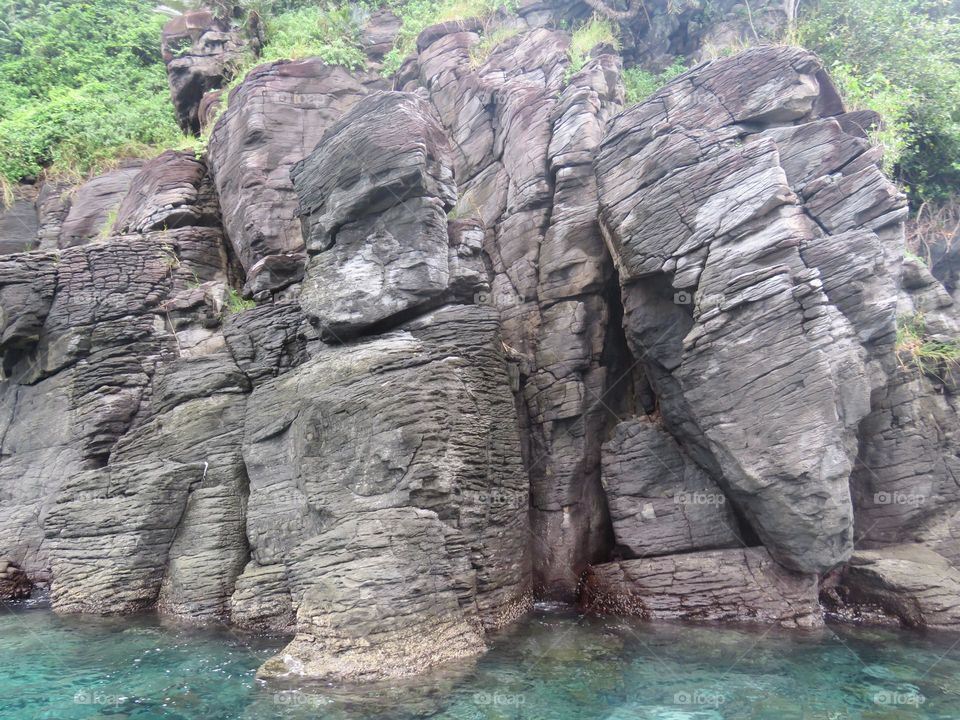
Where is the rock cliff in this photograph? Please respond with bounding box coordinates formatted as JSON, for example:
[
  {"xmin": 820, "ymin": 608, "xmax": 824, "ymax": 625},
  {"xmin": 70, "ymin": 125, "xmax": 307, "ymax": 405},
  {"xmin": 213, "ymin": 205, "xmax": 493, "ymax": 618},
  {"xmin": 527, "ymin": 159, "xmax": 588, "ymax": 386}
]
[{"xmin": 0, "ymin": 2, "xmax": 959, "ymax": 683}]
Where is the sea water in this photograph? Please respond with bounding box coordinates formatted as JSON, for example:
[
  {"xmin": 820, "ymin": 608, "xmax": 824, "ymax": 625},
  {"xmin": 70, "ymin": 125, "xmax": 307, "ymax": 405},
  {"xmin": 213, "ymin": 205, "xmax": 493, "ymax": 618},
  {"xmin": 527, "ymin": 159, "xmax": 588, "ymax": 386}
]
[{"xmin": 1, "ymin": 598, "xmax": 958, "ymax": 719}]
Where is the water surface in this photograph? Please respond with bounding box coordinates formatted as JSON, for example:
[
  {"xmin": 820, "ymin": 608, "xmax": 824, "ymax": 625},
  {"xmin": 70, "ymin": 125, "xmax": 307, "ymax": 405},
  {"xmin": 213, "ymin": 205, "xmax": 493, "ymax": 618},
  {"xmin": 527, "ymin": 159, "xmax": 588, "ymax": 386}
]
[{"xmin": 1, "ymin": 598, "xmax": 958, "ymax": 719}]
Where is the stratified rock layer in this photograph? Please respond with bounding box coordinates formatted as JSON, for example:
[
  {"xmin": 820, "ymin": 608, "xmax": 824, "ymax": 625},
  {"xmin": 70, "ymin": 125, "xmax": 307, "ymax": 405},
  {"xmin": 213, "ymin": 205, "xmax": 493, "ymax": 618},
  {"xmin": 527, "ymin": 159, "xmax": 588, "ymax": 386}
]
[
  {"xmin": 245, "ymin": 305, "xmax": 530, "ymax": 680},
  {"xmin": 596, "ymin": 46, "xmax": 907, "ymax": 575},
  {"xmin": 206, "ymin": 59, "xmax": 379, "ymax": 272},
  {"xmin": 583, "ymin": 548, "xmax": 822, "ymax": 627}
]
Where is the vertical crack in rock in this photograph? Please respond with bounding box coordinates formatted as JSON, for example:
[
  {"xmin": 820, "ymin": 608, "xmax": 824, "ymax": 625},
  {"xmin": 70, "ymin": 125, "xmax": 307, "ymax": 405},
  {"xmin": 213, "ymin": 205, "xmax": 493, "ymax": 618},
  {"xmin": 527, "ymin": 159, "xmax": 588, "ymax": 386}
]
[{"xmin": 409, "ymin": 23, "xmax": 623, "ymax": 600}]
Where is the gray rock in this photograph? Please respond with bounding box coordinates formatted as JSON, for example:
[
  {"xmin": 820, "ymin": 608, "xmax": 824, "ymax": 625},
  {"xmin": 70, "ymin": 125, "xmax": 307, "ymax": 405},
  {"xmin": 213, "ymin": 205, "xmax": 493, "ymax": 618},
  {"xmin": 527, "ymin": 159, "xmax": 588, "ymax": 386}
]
[
  {"xmin": 293, "ymin": 91, "xmax": 484, "ymax": 339},
  {"xmin": 0, "ymin": 558, "xmax": 32, "ymax": 599},
  {"xmin": 824, "ymin": 545, "xmax": 960, "ymax": 629},
  {"xmin": 206, "ymin": 59, "xmax": 374, "ymax": 271},
  {"xmin": 0, "ymin": 197, "xmax": 39, "ymax": 254},
  {"xmin": 57, "ymin": 162, "xmax": 145, "ymax": 247},
  {"xmin": 161, "ymin": 10, "xmax": 251, "ymax": 135},
  {"xmin": 583, "ymin": 548, "xmax": 822, "ymax": 628},
  {"xmin": 601, "ymin": 418, "xmax": 741, "ymax": 557},
  {"xmin": 595, "ymin": 47, "xmax": 907, "ymax": 575},
  {"xmin": 242, "ymin": 305, "xmax": 530, "ymax": 680},
  {"xmin": 113, "ymin": 151, "xmax": 220, "ymax": 234}
]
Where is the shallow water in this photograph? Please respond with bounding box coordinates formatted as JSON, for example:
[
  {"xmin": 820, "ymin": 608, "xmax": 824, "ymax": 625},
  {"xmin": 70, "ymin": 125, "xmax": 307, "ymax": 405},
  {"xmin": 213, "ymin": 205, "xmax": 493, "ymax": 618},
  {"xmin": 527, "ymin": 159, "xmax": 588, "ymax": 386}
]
[{"xmin": 1, "ymin": 598, "xmax": 959, "ymax": 720}]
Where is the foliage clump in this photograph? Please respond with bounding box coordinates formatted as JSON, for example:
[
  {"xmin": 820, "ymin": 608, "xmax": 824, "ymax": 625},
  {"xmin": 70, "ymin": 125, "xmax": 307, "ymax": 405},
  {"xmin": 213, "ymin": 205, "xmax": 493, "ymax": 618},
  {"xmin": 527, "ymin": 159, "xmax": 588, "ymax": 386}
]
[
  {"xmin": 798, "ymin": 0, "xmax": 960, "ymax": 205},
  {"xmin": 622, "ymin": 56, "xmax": 688, "ymax": 105},
  {"xmin": 257, "ymin": 3, "xmax": 366, "ymax": 68},
  {"xmin": 896, "ymin": 312, "xmax": 960, "ymax": 382},
  {"xmin": 0, "ymin": 0, "xmax": 185, "ymax": 184},
  {"xmin": 223, "ymin": 287, "xmax": 256, "ymax": 315},
  {"xmin": 566, "ymin": 15, "xmax": 619, "ymax": 78}
]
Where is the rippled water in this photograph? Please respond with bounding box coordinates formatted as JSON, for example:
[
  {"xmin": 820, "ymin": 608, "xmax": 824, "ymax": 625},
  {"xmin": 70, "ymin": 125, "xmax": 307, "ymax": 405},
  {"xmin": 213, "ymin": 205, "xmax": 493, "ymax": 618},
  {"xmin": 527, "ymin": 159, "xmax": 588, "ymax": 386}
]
[{"xmin": 1, "ymin": 598, "xmax": 959, "ymax": 719}]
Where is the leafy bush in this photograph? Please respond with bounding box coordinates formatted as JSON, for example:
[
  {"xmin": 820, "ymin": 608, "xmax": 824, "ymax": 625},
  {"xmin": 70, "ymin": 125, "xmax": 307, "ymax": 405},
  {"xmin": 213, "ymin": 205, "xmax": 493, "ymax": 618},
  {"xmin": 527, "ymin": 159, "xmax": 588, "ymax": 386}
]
[
  {"xmin": 0, "ymin": 0, "xmax": 185, "ymax": 183},
  {"xmin": 566, "ymin": 15, "xmax": 619, "ymax": 78},
  {"xmin": 224, "ymin": 287, "xmax": 256, "ymax": 315},
  {"xmin": 622, "ymin": 56, "xmax": 688, "ymax": 105},
  {"xmin": 798, "ymin": 0, "xmax": 960, "ymax": 204},
  {"xmin": 258, "ymin": 4, "xmax": 366, "ymax": 68}
]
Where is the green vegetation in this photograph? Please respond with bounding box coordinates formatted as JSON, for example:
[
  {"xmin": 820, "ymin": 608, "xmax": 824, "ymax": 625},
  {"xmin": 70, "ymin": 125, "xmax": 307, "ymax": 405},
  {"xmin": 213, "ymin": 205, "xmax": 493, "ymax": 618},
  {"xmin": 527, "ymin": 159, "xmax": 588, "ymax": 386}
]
[
  {"xmin": 469, "ymin": 23, "xmax": 521, "ymax": 67},
  {"xmin": 798, "ymin": 0, "xmax": 960, "ymax": 205},
  {"xmin": 622, "ymin": 56, "xmax": 688, "ymax": 105},
  {"xmin": 566, "ymin": 15, "xmax": 619, "ymax": 78},
  {"xmin": 0, "ymin": 0, "xmax": 186, "ymax": 184},
  {"xmin": 224, "ymin": 287, "xmax": 256, "ymax": 314},
  {"xmin": 896, "ymin": 312, "xmax": 960, "ymax": 381},
  {"xmin": 258, "ymin": 4, "xmax": 365, "ymax": 68},
  {"xmin": 381, "ymin": 0, "xmax": 514, "ymax": 76}
]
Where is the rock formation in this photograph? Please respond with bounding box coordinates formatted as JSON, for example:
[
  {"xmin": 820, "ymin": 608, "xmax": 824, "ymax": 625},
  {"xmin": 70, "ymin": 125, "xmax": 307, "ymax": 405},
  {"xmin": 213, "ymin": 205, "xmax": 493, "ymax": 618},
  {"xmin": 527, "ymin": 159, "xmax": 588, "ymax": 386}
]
[{"xmin": 0, "ymin": 3, "xmax": 959, "ymax": 684}]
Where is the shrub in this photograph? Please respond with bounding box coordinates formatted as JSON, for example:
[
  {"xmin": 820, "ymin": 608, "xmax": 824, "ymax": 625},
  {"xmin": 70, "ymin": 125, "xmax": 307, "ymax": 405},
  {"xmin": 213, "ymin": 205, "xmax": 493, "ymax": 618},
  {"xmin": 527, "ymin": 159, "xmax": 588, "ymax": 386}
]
[
  {"xmin": 258, "ymin": 4, "xmax": 366, "ymax": 68},
  {"xmin": 224, "ymin": 287, "xmax": 256, "ymax": 315},
  {"xmin": 0, "ymin": 0, "xmax": 186, "ymax": 183},
  {"xmin": 622, "ymin": 56, "xmax": 688, "ymax": 105},
  {"xmin": 798, "ymin": 0, "xmax": 960, "ymax": 205}
]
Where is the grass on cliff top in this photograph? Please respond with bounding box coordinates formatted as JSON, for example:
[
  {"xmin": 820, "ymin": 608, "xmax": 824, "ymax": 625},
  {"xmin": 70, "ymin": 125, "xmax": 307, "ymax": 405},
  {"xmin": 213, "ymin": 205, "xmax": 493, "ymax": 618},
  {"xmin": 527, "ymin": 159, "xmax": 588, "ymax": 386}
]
[
  {"xmin": 381, "ymin": 0, "xmax": 516, "ymax": 76},
  {"xmin": 895, "ymin": 312, "xmax": 960, "ymax": 382},
  {"xmin": 566, "ymin": 15, "xmax": 619, "ymax": 78}
]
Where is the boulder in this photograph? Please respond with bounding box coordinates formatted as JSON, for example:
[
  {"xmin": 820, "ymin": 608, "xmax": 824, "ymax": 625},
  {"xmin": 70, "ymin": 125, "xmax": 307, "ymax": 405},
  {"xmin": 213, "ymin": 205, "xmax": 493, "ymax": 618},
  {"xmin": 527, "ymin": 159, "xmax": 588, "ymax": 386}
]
[
  {"xmin": 823, "ymin": 545, "xmax": 960, "ymax": 629},
  {"xmin": 292, "ymin": 91, "xmax": 484, "ymax": 339},
  {"xmin": 113, "ymin": 151, "xmax": 220, "ymax": 234},
  {"xmin": 206, "ymin": 59, "xmax": 376, "ymax": 272},
  {"xmin": 0, "ymin": 196, "xmax": 38, "ymax": 254},
  {"xmin": 55, "ymin": 162, "xmax": 145, "ymax": 247},
  {"xmin": 161, "ymin": 10, "xmax": 250, "ymax": 134},
  {"xmin": 243, "ymin": 305, "xmax": 530, "ymax": 681},
  {"xmin": 596, "ymin": 46, "xmax": 907, "ymax": 575},
  {"xmin": 582, "ymin": 548, "xmax": 822, "ymax": 628},
  {"xmin": 601, "ymin": 418, "xmax": 741, "ymax": 557},
  {"xmin": 0, "ymin": 558, "xmax": 31, "ymax": 599}
]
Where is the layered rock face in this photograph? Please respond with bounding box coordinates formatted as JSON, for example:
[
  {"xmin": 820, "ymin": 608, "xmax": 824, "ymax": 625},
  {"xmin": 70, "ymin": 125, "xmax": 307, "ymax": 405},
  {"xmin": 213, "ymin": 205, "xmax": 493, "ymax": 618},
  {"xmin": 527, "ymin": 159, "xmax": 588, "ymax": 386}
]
[
  {"xmin": 2, "ymin": 7, "xmax": 960, "ymax": 684},
  {"xmin": 161, "ymin": 10, "xmax": 253, "ymax": 134}
]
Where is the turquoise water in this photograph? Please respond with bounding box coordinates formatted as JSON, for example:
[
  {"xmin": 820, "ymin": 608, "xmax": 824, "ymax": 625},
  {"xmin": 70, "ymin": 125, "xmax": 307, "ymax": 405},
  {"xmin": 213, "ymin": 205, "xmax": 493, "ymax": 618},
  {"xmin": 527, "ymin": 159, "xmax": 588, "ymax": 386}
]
[{"xmin": 1, "ymin": 598, "xmax": 959, "ymax": 719}]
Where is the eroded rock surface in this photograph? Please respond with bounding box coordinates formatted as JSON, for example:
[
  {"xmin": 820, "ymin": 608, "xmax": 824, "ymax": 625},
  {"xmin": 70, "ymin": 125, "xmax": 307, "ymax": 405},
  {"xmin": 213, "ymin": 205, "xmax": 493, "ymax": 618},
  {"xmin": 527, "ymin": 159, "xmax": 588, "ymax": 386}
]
[
  {"xmin": 244, "ymin": 305, "xmax": 530, "ymax": 679},
  {"xmin": 596, "ymin": 46, "xmax": 906, "ymax": 576},
  {"xmin": 0, "ymin": 558, "xmax": 31, "ymax": 600},
  {"xmin": 583, "ymin": 548, "xmax": 822, "ymax": 627},
  {"xmin": 824, "ymin": 546, "xmax": 960, "ymax": 629},
  {"xmin": 2, "ymin": 9, "xmax": 960, "ymax": 686},
  {"xmin": 161, "ymin": 10, "xmax": 251, "ymax": 134},
  {"xmin": 206, "ymin": 59, "xmax": 379, "ymax": 272}
]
